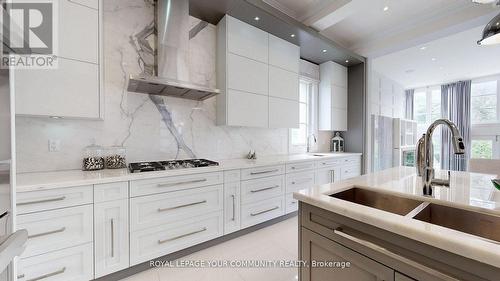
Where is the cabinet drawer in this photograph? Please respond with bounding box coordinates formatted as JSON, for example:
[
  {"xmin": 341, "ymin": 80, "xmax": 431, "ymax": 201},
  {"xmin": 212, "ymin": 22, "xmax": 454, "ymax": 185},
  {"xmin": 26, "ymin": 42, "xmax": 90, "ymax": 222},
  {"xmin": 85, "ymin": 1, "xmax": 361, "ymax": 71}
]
[
  {"xmin": 286, "ymin": 161, "xmax": 315, "ymax": 173},
  {"xmin": 17, "ymin": 185, "xmax": 93, "ymax": 214},
  {"xmin": 129, "ymin": 171, "xmax": 223, "ymax": 197},
  {"xmin": 224, "ymin": 182, "xmax": 241, "ymax": 235},
  {"xmin": 17, "ymin": 205, "xmax": 93, "ymax": 258},
  {"xmin": 241, "ymin": 165, "xmax": 284, "ymax": 180},
  {"xmin": 241, "ymin": 175, "xmax": 284, "ymax": 204},
  {"xmin": 17, "ymin": 244, "xmax": 94, "ymax": 281},
  {"xmin": 341, "ymin": 165, "xmax": 361, "ymax": 180},
  {"xmin": 130, "ymin": 211, "xmax": 223, "ymax": 266},
  {"xmin": 94, "ymin": 181, "xmax": 128, "ymax": 203},
  {"xmin": 241, "ymin": 196, "xmax": 284, "ymax": 228},
  {"xmin": 130, "ymin": 185, "xmax": 223, "ymax": 231},
  {"xmin": 285, "ymin": 193, "xmax": 298, "ymax": 214},
  {"xmin": 223, "ymin": 169, "xmax": 241, "ymax": 183},
  {"xmin": 341, "ymin": 156, "xmax": 361, "ymax": 166},
  {"xmin": 315, "ymin": 158, "xmax": 342, "ymax": 169},
  {"xmin": 286, "ymin": 171, "xmax": 315, "ymax": 193}
]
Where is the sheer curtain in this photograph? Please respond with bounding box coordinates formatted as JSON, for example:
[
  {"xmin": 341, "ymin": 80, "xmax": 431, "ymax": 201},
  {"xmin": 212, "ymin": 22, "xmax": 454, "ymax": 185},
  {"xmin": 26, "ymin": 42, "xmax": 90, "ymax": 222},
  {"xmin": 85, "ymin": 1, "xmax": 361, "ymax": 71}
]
[
  {"xmin": 441, "ymin": 81, "xmax": 471, "ymax": 171},
  {"xmin": 405, "ymin": 89, "xmax": 414, "ymax": 120}
]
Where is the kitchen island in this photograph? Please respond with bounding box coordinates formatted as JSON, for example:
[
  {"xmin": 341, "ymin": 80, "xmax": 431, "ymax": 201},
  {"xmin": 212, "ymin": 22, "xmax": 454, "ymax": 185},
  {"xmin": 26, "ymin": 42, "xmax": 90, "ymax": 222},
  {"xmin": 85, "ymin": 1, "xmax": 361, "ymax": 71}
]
[{"xmin": 294, "ymin": 167, "xmax": 500, "ymax": 281}]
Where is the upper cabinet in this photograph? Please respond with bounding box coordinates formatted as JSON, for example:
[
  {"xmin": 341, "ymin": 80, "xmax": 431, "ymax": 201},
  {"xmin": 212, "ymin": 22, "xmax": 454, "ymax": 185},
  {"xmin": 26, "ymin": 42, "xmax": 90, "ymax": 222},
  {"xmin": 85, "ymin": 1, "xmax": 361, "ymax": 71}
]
[
  {"xmin": 15, "ymin": 0, "xmax": 102, "ymax": 119},
  {"xmin": 319, "ymin": 61, "xmax": 348, "ymax": 131},
  {"xmin": 217, "ymin": 15, "xmax": 299, "ymax": 128}
]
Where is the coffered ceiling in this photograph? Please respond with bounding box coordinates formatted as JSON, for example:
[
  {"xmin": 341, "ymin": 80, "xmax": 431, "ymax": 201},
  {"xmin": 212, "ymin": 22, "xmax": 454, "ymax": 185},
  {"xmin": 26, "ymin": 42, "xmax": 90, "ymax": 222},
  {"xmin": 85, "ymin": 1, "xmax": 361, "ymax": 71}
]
[{"xmin": 265, "ymin": 0, "xmax": 499, "ymax": 57}]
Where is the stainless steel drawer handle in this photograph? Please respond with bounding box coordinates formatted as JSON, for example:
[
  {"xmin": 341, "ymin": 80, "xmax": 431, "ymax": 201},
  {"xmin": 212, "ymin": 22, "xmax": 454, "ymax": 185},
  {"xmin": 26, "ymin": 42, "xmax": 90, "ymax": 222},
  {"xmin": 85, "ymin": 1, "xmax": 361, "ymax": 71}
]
[
  {"xmin": 158, "ymin": 200, "xmax": 207, "ymax": 212},
  {"xmin": 231, "ymin": 194, "xmax": 236, "ymax": 221},
  {"xmin": 17, "ymin": 196, "xmax": 66, "ymax": 206},
  {"xmin": 157, "ymin": 178, "xmax": 207, "ymax": 188},
  {"xmin": 250, "ymin": 169, "xmax": 279, "ymax": 175},
  {"xmin": 291, "ymin": 201, "xmax": 297, "ymax": 204},
  {"xmin": 28, "ymin": 227, "xmax": 66, "ymax": 239},
  {"xmin": 158, "ymin": 227, "xmax": 207, "ymax": 244},
  {"xmin": 110, "ymin": 218, "xmax": 115, "ymax": 258},
  {"xmin": 250, "ymin": 206, "xmax": 279, "ymax": 216},
  {"xmin": 291, "ymin": 178, "xmax": 313, "ymax": 185},
  {"xmin": 333, "ymin": 229, "xmax": 459, "ymax": 281},
  {"xmin": 250, "ymin": 185, "xmax": 279, "ymax": 193},
  {"xmin": 18, "ymin": 267, "xmax": 66, "ymax": 281}
]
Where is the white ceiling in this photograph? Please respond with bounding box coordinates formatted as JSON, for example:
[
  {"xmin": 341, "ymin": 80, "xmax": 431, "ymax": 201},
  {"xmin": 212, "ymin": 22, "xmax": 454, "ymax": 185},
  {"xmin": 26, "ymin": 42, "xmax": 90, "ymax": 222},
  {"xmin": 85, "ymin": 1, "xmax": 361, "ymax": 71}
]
[
  {"xmin": 372, "ymin": 26, "xmax": 500, "ymax": 89},
  {"xmin": 265, "ymin": 0, "xmax": 499, "ymax": 57}
]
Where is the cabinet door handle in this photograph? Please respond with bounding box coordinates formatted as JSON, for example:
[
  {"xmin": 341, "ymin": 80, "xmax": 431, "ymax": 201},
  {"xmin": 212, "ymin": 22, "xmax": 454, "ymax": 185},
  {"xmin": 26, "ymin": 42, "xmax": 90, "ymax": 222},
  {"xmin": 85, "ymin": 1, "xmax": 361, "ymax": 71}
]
[
  {"xmin": 18, "ymin": 196, "xmax": 66, "ymax": 206},
  {"xmin": 250, "ymin": 169, "xmax": 279, "ymax": 175},
  {"xmin": 157, "ymin": 200, "xmax": 207, "ymax": 212},
  {"xmin": 231, "ymin": 194, "xmax": 236, "ymax": 221},
  {"xmin": 330, "ymin": 170, "xmax": 335, "ymax": 183},
  {"xmin": 157, "ymin": 178, "xmax": 207, "ymax": 188},
  {"xmin": 158, "ymin": 227, "xmax": 207, "ymax": 244},
  {"xmin": 110, "ymin": 218, "xmax": 115, "ymax": 258},
  {"xmin": 18, "ymin": 267, "xmax": 66, "ymax": 281},
  {"xmin": 333, "ymin": 229, "xmax": 460, "ymax": 281},
  {"xmin": 250, "ymin": 206, "xmax": 279, "ymax": 216},
  {"xmin": 28, "ymin": 227, "xmax": 66, "ymax": 239},
  {"xmin": 250, "ymin": 185, "xmax": 279, "ymax": 193}
]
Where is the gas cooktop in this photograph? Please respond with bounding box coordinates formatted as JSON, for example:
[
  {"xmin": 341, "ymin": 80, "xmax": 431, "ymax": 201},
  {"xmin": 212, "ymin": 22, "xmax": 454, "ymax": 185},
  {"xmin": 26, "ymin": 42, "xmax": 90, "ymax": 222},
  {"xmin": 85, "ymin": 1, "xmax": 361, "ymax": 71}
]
[{"xmin": 128, "ymin": 159, "xmax": 219, "ymax": 173}]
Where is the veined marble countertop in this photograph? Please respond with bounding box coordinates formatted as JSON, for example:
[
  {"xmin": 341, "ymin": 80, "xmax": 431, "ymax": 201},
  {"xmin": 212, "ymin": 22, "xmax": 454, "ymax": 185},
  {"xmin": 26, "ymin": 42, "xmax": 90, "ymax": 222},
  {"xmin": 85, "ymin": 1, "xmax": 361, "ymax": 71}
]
[
  {"xmin": 16, "ymin": 152, "xmax": 361, "ymax": 192},
  {"xmin": 294, "ymin": 166, "xmax": 500, "ymax": 268}
]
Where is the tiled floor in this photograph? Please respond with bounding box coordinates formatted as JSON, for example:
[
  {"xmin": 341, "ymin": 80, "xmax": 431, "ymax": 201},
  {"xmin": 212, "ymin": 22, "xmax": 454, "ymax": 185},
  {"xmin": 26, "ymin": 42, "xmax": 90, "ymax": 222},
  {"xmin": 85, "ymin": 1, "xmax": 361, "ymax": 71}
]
[{"xmin": 121, "ymin": 217, "xmax": 298, "ymax": 281}]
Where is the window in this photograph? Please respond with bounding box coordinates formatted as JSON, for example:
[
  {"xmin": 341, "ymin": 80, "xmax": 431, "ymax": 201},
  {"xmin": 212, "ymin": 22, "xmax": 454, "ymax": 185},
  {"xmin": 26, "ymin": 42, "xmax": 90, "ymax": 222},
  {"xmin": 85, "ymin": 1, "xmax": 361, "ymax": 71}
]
[
  {"xmin": 413, "ymin": 87, "xmax": 442, "ymax": 166},
  {"xmin": 471, "ymin": 80, "xmax": 498, "ymax": 124},
  {"xmin": 471, "ymin": 139, "xmax": 493, "ymax": 159},
  {"xmin": 290, "ymin": 78, "xmax": 318, "ymax": 152}
]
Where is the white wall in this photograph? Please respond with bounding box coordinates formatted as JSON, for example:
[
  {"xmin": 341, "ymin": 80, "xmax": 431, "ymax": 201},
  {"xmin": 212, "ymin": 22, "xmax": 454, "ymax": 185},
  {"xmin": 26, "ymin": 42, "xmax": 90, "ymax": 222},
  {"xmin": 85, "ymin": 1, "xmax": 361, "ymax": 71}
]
[{"xmin": 0, "ymin": 70, "xmax": 10, "ymax": 161}]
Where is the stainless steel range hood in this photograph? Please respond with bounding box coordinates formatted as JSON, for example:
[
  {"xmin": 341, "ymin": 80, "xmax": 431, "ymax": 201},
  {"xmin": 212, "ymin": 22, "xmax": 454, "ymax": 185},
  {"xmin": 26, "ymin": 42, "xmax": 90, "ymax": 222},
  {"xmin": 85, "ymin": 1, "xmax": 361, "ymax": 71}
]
[{"xmin": 126, "ymin": 0, "xmax": 220, "ymax": 101}]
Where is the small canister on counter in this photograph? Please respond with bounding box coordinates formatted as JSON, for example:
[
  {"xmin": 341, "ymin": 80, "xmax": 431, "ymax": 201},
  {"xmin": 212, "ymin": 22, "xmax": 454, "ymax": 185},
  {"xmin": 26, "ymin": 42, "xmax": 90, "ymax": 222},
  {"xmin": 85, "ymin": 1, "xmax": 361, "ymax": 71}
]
[
  {"xmin": 105, "ymin": 146, "xmax": 127, "ymax": 169},
  {"xmin": 82, "ymin": 145, "xmax": 105, "ymax": 171}
]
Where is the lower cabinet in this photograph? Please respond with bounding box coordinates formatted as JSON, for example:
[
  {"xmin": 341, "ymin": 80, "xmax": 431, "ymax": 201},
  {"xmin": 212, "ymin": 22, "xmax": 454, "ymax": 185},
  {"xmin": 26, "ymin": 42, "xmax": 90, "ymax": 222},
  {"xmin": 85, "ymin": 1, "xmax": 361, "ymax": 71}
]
[
  {"xmin": 301, "ymin": 227, "xmax": 394, "ymax": 281},
  {"xmin": 223, "ymin": 181, "xmax": 241, "ymax": 234},
  {"xmin": 315, "ymin": 167, "xmax": 340, "ymax": 185},
  {"xmin": 17, "ymin": 243, "xmax": 94, "ymax": 281},
  {"xmin": 94, "ymin": 199, "xmax": 129, "ymax": 278}
]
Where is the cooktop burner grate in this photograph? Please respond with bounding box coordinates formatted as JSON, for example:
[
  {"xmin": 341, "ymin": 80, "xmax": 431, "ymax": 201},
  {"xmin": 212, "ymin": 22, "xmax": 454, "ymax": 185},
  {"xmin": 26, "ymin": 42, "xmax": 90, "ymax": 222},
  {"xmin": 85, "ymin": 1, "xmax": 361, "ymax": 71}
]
[{"xmin": 128, "ymin": 159, "xmax": 219, "ymax": 173}]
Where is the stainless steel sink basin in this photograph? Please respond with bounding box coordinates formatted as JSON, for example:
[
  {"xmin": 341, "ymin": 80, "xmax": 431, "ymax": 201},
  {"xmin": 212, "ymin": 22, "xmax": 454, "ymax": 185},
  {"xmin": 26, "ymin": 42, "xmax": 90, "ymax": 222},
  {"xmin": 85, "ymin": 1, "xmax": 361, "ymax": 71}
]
[
  {"xmin": 413, "ymin": 203, "xmax": 500, "ymax": 243},
  {"xmin": 330, "ymin": 187, "xmax": 424, "ymax": 216}
]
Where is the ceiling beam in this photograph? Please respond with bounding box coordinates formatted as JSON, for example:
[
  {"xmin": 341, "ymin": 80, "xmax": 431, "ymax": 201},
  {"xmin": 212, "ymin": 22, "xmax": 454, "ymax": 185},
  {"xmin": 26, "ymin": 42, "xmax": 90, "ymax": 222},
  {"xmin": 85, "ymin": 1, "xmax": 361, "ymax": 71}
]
[{"xmin": 303, "ymin": 0, "xmax": 359, "ymax": 31}]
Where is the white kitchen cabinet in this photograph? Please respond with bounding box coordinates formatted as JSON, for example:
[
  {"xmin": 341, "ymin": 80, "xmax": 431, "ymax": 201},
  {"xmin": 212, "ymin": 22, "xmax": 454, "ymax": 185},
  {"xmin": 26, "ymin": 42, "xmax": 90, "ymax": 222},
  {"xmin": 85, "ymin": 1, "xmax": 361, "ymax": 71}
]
[
  {"xmin": 227, "ymin": 90, "xmax": 268, "ymax": 128},
  {"xmin": 94, "ymin": 199, "xmax": 129, "ymax": 278},
  {"xmin": 240, "ymin": 196, "xmax": 284, "ymax": 228},
  {"xmin": 269, "ymin": 97, "xmax": 299, "ymax": 128},
  {"xmin": 319, "ymin": 61, "xmax": 348, "ymax": 131},
  {"xmin": 226, "ymin": 16, "xmax": 268, "ymax": 63},
  {"xmin": 14, "ymin": 0, "xmax": 103, "ymax": 119},
  {"xmin": 315, "ymin": 167, "xmax": 341, "ymax": 185},
  {"xmin": 227, "ymin": 53, "xmax": 269, "ymax": 96},
  {"xmin": 299, "ymin": 59, "xmax": 320, "ymax": 81},
  {"xmin": 269, "ymin": 66, "xmax": 299, "ymax": 100},
  {"xmin": 217, "ymin": 14, "xmax": 300, "ymax": 128},
  {"xmin": 269, "ymin": 34, "xmax": 300, "ymax": 72},
  {"xmin": 14, "ymin": 58, "xmax": 100, "ymax": 119},
  {"xmin": 59, "ymin": 0, "xmax": 99, "ymax": 63},
  {"xmin": 223, "ymin": 182, "xmax": 241, "ymax": 234}
]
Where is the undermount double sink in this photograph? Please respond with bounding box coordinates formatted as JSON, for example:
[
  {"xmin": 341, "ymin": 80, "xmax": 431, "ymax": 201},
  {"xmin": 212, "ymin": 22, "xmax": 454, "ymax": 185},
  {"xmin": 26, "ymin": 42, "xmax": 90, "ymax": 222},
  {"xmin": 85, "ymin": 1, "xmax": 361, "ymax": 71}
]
[{"xmin": 330, "ymin": 187, "xmax": 500, "ymax": 244}]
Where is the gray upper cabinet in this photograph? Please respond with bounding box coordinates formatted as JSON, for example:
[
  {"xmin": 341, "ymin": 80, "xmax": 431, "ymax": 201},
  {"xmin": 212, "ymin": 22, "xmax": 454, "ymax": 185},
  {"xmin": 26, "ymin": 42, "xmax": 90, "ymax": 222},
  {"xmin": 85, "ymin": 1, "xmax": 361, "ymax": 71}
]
[
  {"xmin": 15, "ymin": 0, "xmax": 102, "ymax": 119},
  {"xmin": 301, "ymin": 227, "xmax": 395, "ymax": 281},
  {"xmin": 217, "ymin": 15, "xmax": 299, "ymax": 128}
]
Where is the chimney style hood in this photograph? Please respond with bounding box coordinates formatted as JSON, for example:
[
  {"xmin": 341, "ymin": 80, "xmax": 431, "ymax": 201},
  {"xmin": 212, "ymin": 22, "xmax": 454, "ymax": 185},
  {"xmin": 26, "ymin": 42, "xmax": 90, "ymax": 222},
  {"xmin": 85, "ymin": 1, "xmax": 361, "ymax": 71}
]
[{"xmin": 126, "ymin": 0, "xmax": 220, "ymax": 101}]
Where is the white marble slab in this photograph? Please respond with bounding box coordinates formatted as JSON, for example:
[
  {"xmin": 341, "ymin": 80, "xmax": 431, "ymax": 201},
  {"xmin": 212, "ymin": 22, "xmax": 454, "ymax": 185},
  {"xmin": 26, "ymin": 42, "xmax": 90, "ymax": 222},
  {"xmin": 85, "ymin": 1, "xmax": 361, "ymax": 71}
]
[
  {"xmin": 294, "ymin": 166, "xmax": 500, "ymax": 268},
  {"xmin": 16, "ymin": 153, "xmax": 361, "ymax": 192}
]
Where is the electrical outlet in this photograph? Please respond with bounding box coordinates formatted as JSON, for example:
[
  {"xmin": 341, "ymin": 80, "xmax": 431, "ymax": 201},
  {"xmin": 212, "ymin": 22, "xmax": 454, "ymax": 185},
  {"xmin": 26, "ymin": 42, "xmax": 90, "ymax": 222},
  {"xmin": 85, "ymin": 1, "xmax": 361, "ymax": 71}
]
[{"xmin": 48, "ymin": 139, "xmax": 61, "ymax": 152}]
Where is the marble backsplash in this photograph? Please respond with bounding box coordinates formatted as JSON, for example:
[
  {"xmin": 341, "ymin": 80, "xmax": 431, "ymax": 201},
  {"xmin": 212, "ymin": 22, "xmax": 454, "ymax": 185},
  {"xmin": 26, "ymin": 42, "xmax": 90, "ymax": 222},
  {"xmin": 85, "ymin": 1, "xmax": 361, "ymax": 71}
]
[{"xmin": 15, "ymin": 0, "xmax": 294, "ymax": 173}]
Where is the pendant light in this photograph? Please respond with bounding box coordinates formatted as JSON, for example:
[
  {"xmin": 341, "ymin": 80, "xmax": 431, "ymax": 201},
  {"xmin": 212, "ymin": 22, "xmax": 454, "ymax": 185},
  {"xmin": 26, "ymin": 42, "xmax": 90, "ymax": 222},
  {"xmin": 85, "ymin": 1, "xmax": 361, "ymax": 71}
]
[{"xmin": 477, "ymin": 0, "xmax": 500, "ymax": 45}]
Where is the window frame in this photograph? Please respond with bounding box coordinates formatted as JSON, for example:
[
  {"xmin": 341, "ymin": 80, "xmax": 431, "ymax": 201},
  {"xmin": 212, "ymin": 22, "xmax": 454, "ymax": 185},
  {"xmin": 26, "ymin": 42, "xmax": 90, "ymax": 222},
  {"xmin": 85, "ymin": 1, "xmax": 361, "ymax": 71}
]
[{"xmin": 289, "ymin": 76, "xmax": 318, "ymax": 154}]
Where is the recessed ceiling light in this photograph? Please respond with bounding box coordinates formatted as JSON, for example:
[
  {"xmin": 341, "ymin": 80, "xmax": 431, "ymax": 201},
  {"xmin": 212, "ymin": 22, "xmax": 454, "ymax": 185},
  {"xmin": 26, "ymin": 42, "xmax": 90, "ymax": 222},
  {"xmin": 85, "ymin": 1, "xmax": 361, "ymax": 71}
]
[
  {"xmin": 322, "ymin": 49, "xmax": 327, "ymax": 53},
  {"xmin": 383, "ymin": 6, "xmax": 389, "ymax": 11},
  {"xmin": 431, "ymin": 58, "xmax": 437, "ymax": 61},
  {"xmin": 345, "ymin": 60, "xmax": 349, "ymax": 63},
  {"xmin": 290, "ymin": 34, "xmax": 295, "ymax": 38},
  {"xmin": 254, "ymin": 16, "xmax": 260, "ymax": 21},
  {"xmin": 420, "ymin": 46, "xmax": 427, "ymax": 50}
]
